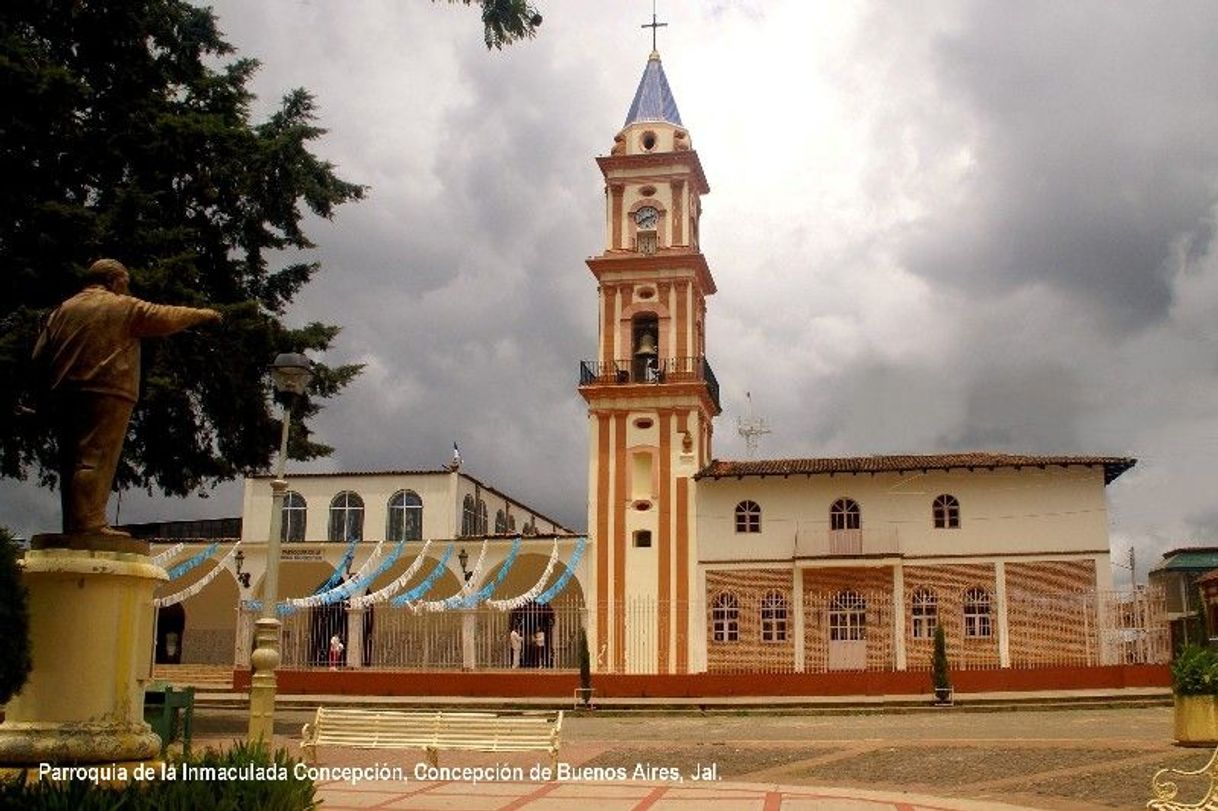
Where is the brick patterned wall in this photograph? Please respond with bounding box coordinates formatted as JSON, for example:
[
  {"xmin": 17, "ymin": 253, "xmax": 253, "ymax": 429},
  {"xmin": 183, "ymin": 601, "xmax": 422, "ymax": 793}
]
[
  {"xmin": 1006, "ymin": 559, "xmax": 1098, "ymax": 667},
  {"xmin": 802, "ymin": 567, "xmax": 895, "ymax": 672},
  {"xmin": 904, "ymin": 564, "xmax": 1000, "ymax": 670},
  {"xmin": 705, "ymin": 569, "xmax": 795, "ymax": 673}
]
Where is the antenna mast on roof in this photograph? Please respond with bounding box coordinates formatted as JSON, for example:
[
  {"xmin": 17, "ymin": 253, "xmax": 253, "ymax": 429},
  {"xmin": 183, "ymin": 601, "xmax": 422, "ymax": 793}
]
[{"xmin": 736, "ymin": 392, "xmax": 771, "ymax": 459}]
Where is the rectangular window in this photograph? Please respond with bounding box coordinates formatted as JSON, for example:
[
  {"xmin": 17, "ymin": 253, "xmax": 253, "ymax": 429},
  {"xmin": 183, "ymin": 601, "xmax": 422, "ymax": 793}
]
[{"xmin": 965, "ymin": 613, "xmax": 992, "ymax": 638}]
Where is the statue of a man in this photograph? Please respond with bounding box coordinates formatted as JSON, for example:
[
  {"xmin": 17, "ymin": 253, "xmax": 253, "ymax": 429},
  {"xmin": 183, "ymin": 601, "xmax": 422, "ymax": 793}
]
[{"xmin": 33, "ymin": 259, "xmax": 222, "ymax": 536}]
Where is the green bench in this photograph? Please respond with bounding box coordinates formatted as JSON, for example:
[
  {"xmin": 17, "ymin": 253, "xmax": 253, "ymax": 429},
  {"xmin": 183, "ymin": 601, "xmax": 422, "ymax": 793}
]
[{"xmin": 144, "ymin": 684, "xmax": 195, "ymax": 757}]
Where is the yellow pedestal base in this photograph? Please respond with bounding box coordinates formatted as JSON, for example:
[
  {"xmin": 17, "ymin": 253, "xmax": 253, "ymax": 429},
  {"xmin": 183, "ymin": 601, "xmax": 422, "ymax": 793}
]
[
  {"xmin": 1175, "ymin": 695, "xmax": 1218, "ymax": 747},
  {"xmin": 0, "ymin": 544, "xmax": 167, "ymax": 764}
]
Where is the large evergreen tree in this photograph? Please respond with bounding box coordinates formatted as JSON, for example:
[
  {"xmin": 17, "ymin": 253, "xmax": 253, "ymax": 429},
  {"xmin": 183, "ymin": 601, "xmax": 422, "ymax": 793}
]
[
  {"xmin": 0, "ymin": 0, "xmax": 542, "ymax": 499},
  {"xmin": 0, "ymin": 1, "xmax": 368, "ymax": 496}
]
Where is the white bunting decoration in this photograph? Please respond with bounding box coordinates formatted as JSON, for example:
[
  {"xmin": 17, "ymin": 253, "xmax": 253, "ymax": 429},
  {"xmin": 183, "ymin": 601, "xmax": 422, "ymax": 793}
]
[
  {"xmin": 154, "ymin": 543, "xmax": 240, "ymax": 608},
  {"xmin": 279, "ymin": 537, "xmax": 404, "ymax": 612},
  {"xmin": 347, "ymin": 540, "xmax": 434, "ymax": 609},
  {"xmin": 485, "ymin": 539, "xmax": 560, "ymax": 611},
  {"xmin": 151, "ymin": 543, "xmax": 186, "ymax": 567},
  {"xmin": 415, "ymin": 540, "xmax": 487, "ymax": 612}
]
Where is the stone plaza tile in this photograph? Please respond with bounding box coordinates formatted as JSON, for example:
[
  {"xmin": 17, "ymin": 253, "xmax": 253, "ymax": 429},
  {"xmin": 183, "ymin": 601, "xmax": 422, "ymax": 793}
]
[
  {"xmin": 646, "ymin": 797, "xmax": 769, "ymax": 810},
  {"xmin": 423, "ymin": 780, "xmax": 536, "ymax": 797},
  {"xmin": 545, "ymin": 781, "xmax": 664, "ymax": 798},
  {"xmin": 316, "ymin": 787, "xmax": 410, "ymax": 808},
  {"xmin": 380, "ymin": 792, "xmax": 508, "ymax": 810},
  {"xmin": 317, "ymin": 780, "xmax": 1051, "ymax": 810},
  {"xmin": 780, "ymin": 799, "xmax": 911, "ymax": 811},
  {"xmin": 517, "ymin": 799, "xmax": 647, "ymax": 811}
]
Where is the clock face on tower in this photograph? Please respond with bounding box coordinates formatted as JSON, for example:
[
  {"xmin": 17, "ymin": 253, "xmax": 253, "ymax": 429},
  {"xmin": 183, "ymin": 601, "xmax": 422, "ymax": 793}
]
[{"xmin": 634, "ymin": 206, "xmax": 659, "ymax": 230}]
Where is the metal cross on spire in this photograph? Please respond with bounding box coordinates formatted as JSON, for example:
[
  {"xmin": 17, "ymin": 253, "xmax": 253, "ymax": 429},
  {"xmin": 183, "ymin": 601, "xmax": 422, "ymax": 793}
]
[{"xmin": 641, "ymin": 1, "xmax": 668, "ymax": 53}]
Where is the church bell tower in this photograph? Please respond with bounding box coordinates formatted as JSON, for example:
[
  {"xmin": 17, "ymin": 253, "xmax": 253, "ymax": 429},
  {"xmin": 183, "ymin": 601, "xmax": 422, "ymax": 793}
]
[{"xmin": 579, "ymin": 47, "xmax": 720, "ymax": 674}]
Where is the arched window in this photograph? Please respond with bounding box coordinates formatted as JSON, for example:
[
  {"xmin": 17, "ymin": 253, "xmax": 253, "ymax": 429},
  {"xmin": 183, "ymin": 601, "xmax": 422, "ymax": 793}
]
[
  {"xmin": 911, "ymin": 588, "xmax": 937, "ymax": 639},
  {"xmin": 760, "ymin": 591, "xmax": 788, "ymax": 642},
  {"xmin": 495, "ymin": 509, "xmax": 508, "ymax": 534},
  {"xmin": 281, "ymin": 491, "xmax": 307, "ymax": 542},
  {"xmin": 933, "ymin": 494, "xmax": 960, "ymax": 529},
  {"xmin": 461, "ymin": 494, "xmax": 477, "ymax": 537},
  {"xmin": 522, "ymin": 518, "xmax": 537, "ymax": 536},
  {"xmin": 387, "ymin": 490, "xmax": 422, "ymax": 542},
  {"xmin": 711, "ymin": 593, "xmax": 739, "ymax": 642},
  {"xmin": 328, "ymin": 491, "xmax": 364, "ymax": 542},
  {"xmin": 829, "ymin": 590, "xmax": 866, "ymax": 641},
  {"xmin": 963, "ymin": 587, "xmax": 992, "ymax": 638},
  {"xmin": 477, "ymin": 499, "xmax": 489, "ymax": 535},
  {"xmin": 735, "ymin": 500, "xmax": 761, "ymax": 533},
  {"xmin": 830, "ymin": 498, "xmax": 860, "ymax": 531},
  {"xmin": 508, "ymin": 514, "xmax": 517, "ymax": 532}
]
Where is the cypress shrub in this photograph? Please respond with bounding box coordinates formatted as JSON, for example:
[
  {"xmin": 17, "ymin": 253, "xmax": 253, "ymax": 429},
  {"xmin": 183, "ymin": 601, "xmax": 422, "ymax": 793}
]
[{"xmin": 0, "ymin": 528, "xmax": 31, "ymax": 704}]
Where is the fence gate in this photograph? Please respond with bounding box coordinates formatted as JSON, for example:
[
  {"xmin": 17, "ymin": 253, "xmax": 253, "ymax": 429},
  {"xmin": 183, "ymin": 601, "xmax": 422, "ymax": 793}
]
[{"xmin": 827, "ymin": 590, "xmax": 867, "ymax": 671}]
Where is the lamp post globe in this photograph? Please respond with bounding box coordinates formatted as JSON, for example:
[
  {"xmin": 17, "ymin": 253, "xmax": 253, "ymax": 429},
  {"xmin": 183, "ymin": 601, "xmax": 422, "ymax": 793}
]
[{"xmin": 248, "ymin": 352, "xmax": 312, "ymax": 748}]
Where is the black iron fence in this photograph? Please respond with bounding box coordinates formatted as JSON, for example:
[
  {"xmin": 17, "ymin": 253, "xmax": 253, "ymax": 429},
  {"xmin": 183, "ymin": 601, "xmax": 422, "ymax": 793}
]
[{"xmin": 579, "ymin": 356, "xmax": 721, "ymax": 411}]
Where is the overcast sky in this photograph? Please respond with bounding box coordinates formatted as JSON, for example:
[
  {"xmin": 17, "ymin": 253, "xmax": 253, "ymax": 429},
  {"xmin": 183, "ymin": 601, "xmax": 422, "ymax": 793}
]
[{"xmin": 5, "ymin": 1, "xmax": 1218, "ymax": 586}]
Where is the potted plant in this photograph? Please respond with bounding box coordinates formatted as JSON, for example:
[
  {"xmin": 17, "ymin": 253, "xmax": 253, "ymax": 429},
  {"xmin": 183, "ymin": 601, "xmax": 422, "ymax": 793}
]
[
  {"xmin": 931, "ymin": 624, "xmax": 953, "ymax": 705},
  {"xmin": 575, "ymin": 626, "xmax": 594, "ymax": 708},
  {"xmin": 1172, "ymin": 643, "xmax": 1218, "ymax": 745}
]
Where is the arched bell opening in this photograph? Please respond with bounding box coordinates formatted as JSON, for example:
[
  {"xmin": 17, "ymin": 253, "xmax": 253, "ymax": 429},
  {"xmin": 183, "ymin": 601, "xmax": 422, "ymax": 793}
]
[{"xmin": 631, "ymin": 314, "xmax": 659, "ymax": 382}]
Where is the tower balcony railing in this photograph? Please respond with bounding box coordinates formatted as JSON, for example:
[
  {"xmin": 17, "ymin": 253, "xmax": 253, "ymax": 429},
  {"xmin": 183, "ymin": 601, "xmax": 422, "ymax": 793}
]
[{"xmin": 579, "ymin": 356, "xmax": 721, "ymax": 411}]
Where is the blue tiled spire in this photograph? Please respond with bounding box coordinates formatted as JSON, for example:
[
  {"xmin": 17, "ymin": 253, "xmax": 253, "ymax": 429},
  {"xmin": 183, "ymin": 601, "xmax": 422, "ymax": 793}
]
[{"xmin": 624, "ymin": 52, "xmax": 683, "ymax": 127}]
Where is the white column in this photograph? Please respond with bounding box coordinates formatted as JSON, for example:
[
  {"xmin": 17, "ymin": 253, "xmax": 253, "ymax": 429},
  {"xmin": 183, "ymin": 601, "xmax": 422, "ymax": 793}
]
[
  {"xmin": 995, "ymin": 560, "xmax": 1011, "ymax": 668},
  {"xmin": 793, "ymin": 564, "xmax": 805, "ymax": 673},
  {"xmin": 893, "ymin": 564, "xmax": 907, "ymax": 671},
  {"xmin": 235, "ymin": 604, "xmax": 253, "ymax": 668},
  {"xmin": 461, "ymin": 610, "xmax": 477, "ymax": 670},
  {"xmin": 346, "ymin": 607, "xmax": 365, "ymax": 668}
]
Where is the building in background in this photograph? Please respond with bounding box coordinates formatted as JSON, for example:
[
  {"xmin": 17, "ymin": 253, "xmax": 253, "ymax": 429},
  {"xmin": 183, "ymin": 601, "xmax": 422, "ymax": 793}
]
[
  {"xmin": 140, "ymin": 43, "xmax": 1161, "ymax": 690},
  {"xmin": 1149, "ymin": 547, "xmax": 1218, "ymax": 651},
  {"xmin": 148, "ymin": 467, "xmax": 581, "ymax": 668},
  {"xmin": 577, "ymin": 48, "xmax": 1154, "ymax": 677}
]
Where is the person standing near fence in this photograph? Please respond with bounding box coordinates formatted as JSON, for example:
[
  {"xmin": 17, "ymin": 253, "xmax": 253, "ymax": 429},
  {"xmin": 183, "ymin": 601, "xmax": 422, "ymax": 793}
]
[
  {"xmin": 328, "ymin": 635, "xmax": 344, "ymax": 670},
  {"xmin": 533, "ymin": 629, "xmax": 546, "ymax": 668},
  {"xmin": 510, "ymin": 627, "xmax": 522, "ymax": 668}
]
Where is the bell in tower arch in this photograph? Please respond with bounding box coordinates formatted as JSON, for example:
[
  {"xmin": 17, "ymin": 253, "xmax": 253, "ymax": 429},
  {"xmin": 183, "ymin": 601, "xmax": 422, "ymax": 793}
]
[{"xmin": 632, "ymin": 315, "xmax": 659, "ymax": 383}]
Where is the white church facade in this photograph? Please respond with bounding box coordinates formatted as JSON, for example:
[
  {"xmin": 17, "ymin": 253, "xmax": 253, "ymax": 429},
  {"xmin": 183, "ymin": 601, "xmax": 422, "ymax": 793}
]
[
  {"xmin": 575, "ymin": 50, "xmax": 1150, "ymax": 679},
  {"xmin": 141, "ymin": 46, "xmax": 1165, "ymax": 692}
]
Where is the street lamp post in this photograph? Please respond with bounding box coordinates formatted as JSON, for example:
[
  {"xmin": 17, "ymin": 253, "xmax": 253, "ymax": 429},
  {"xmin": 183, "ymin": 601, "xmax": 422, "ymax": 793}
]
[{"xmin": 248, "ymin": 352, "xmax": 313, "ymax": 748}]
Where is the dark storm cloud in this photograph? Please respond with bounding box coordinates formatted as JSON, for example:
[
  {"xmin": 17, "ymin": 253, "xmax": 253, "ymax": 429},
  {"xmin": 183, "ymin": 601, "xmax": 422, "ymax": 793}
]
[
  {"xmin": 278, "ymin": 24, "xmax": 616, "ymax": 530},
  {"xmin": 896, "ymin": 3, "xmax": 1218, "ymax": 330},
  {"xmin": 5, "ymin": 1, "xmax": 1217, "ymax": 578},
  {"xmin": 935, "ymin": 363, "xmax": 1085, "ymax": 452}
]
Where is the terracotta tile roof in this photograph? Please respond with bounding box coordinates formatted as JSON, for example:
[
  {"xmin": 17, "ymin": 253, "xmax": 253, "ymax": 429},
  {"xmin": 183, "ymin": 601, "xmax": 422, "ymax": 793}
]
[
  {"xmin": 694, "ymin": 452, "xmax": 1136, "ymax": 485},
  {"xmin": 248, "ymin": 468, "xmax": 447, "ymax": 479}
]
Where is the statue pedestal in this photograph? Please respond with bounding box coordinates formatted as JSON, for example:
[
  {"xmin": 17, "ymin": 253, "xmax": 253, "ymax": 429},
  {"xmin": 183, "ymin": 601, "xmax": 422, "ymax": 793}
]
[{"xmin": 0, "ymin": 539, "xmax": 167, "ymax": 764}]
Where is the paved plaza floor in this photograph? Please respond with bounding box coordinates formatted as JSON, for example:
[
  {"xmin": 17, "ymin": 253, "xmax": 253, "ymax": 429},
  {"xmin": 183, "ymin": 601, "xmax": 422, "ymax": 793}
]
[
  {"xmin": 191, "ymin": 697, "xmax": 1194, "ymax": 810},
  {"xmin": 313, "ymin": 777, "xmax": 1050, "ymax": 810}
]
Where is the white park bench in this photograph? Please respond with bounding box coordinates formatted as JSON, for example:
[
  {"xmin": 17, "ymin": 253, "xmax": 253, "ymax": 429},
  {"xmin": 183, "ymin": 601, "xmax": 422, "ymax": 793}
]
[
  {"xmin": 300, "ymin": 707, "xmax": 563, "ymax": 769},
  {"xmin": 1149, "ymin": 746, "xmax": 1218, "ymax": 810}
]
